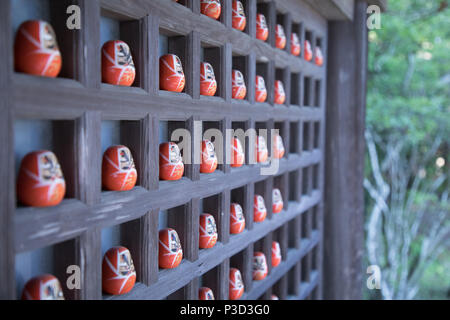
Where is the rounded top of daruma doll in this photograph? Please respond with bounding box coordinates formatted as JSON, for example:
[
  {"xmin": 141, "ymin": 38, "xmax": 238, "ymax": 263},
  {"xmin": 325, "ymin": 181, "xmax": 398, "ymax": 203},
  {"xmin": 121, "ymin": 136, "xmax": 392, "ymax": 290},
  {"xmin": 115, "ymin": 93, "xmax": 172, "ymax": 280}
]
[
  {"xmin": 17, "ymin": 150, "xmax": 66, "ymax": 207},
  {"xmin": 201, "ymin": 0, "xmax": 222, "ymax": 20},
  {"xmin": 102, "ymin": 40, "xmax": 136, "ymax": 86},
  {"xmin": 21, "ymin": 274, "xmax": 65, "ymax": 300},
  {"xmin": 160, "ymin": 54, "xmax": 185, "ymax": 92},
  {"xmin": 14, "ymin": 20, "xmax": 62, "ymax": 77},
  {"xmin": 102, "ymin": 145, "xmax": 137, "ymax": 191},
  {"xmin": 102, "ymin": 246, "xmax": 137, "ymax": 295}
]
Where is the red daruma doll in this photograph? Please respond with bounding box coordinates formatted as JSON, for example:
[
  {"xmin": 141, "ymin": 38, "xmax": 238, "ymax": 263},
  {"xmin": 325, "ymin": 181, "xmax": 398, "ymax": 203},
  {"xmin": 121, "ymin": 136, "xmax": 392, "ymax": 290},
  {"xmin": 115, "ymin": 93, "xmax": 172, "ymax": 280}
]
[
  {"xmin": 102, "ymin": 40, "xmax": 135, "ymax": 86},
  {"xmin": 253, "ymin": 252, "xmax": 268, "ymax": 280},
  {"xmin": 159, "ymin": 228, "xmax": 183, "ymax": 269},
  {"xmin": 230, "ymin": 203, "xmax": 245, "ymax": 234},
  {"xmin": 102, "ymin": 146, "xmax": 137, "ymax": 191},
  {"xmin": 17, "ymin": 150, "xmax": 65, "ymax": 207},
  {"xmin": 159, "ymin": 142, "xmax": 184, "ymax": 181},
  {"xmin": 160, "ymin": 54, "xmax": 185, "ymax": 92},
  {"xmin": 199, "ymin": 287, "xmax": 215, "ymax": 300},
  {"xmin": 256, "ymin": 14, "xmax": 269, "ymax": 42},
  {"xmin": 256, "ymin": 136, "xmax": 269, "ymax": 163},
  {"xmin": 274, "ymin": 80, "xmax": 286, "ymax": 105},
  {"xmin": 14, "ymin": 20, "xmax": 62, "ymax": 77},
  {"xmin": 21, "ymin": 274, "xmax": 64, "ymax": 300},
  {"xmin": 255, "ymin": 75, "xmax": 267, "ymax": 103},
  {"xmin": 275, "ymin": 24, "xmax": 286, "ymax": 50},
  {"xmin": 229, "ymin": 268, "xmax": 244, "ymax": 300},
  {"xmin": 291, "ymin": 33, "xmax": 301, "ymax": 56},
  {"xmin": 199, "ymin": 213, "xmax": 218, "ymax": 249},
  {"xmin": 272, "ymin": 188, "xmax": 284, "ymax": 214},
  {"xmin": 304, "ymin": 40, "xmax": 313, "ymax": 62},
  {"xmin": 232, "ymin": 0, "xmax": 246, "ymax": 31},
  {"xmin": 201, "ymin": 0, "xmax": 221, "ymax": 20},
  {"xmin": 315, "ymin": 46, "xmax": 324, "ymax": 66},
  {"xmin": 102, "ymin": 246, "xmax": 136, "ymax": 295},
  {"xmin": 272, "ymin": 241, "xmax": 282, "ymax": 267},
  {"xmin": 201, "ymin": 139, "xmax": 218, "ymax": 174},
  {"xmin": 254, "ymin": 195, "xmax": 267, "ymax": 223},
  {"xmin": 232, "ymin": 70, "xmax": 247, "ymax": 100},
  {"xmin": 273, "ymin": 134, "xmax": 285, "ymax": 159},
  {"xmin": 200, "ymin": 62, "xmax": 217, "ymax": 96},
  {"xmin": 231, "ymin": 137, "xmax": 245, "ymax": 168}
]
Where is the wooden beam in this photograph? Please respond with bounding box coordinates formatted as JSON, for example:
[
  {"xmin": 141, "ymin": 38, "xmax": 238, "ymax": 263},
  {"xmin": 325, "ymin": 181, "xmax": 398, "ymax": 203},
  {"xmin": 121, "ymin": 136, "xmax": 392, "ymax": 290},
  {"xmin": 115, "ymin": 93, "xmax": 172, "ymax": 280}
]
[
  {"xmin": 324, "ymin": 0, "xmax": 368, "ymax": 300},
  {"xmin": 304, "ymin": 0, "xmax": 355, "ymax": 21}
]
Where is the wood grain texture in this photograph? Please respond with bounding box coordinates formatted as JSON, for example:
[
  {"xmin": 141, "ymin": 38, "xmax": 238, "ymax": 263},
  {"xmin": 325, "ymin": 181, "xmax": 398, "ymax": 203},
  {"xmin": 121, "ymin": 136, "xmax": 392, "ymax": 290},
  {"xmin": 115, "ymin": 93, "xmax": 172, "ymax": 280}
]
[
  {"xmin": 324, "ymin": 0, "xmax": 367, "ymax": 300},
  {"xmin": 304, "ymin": 0, "xmax": 355, "ymax": 21},
  {"xmin": 0, "ymin": 102, "xmax": 15, "ymax": 299},
  {"xmin": 106, "ymin": 195, "xmax": 321, "ymax": 299},
  {"xmin": 4, "ymin": 0, "xmax": 336, "ymax": 301},
  {"xmin": 0, "ymin": 0, "xmax": 14, "ymax": 300}
]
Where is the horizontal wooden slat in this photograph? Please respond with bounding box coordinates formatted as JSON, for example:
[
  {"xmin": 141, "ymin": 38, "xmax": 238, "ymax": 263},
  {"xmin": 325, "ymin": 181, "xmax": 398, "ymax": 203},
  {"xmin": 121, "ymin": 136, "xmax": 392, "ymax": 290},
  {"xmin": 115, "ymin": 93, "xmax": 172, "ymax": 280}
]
[
  {"xmin": 6, "ymin": 0, "xmax": 329, "ymax": 301},
  {"xmin": 11, "ymin": 74, "xmax": 324, "ymax": 122},
  {"xmin": 15, "ymin": 151, "xmax": 322, "ymax": 252},
  {"xmin": 105, "ymin": 222, "xmax": 321, "ymax": 300},
  {"xmin": 287, "ymin": 270, "xmax": 319, "ymax": 300},
  {"xmin": 245, "ymin": 232, "xmax": 320, "ymax": 300}
]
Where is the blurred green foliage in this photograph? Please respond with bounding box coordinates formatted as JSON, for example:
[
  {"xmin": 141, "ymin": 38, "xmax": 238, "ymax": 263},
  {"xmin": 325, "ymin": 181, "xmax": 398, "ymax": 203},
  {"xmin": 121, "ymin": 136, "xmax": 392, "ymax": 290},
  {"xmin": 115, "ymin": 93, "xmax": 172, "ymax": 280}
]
[
  {"xmin": 366, "ymin": 0, "xmax": 449, "ymax": 299},
  {"xmin": 368, "ymin": 0, "xmax": 449, "ymax": 144}
]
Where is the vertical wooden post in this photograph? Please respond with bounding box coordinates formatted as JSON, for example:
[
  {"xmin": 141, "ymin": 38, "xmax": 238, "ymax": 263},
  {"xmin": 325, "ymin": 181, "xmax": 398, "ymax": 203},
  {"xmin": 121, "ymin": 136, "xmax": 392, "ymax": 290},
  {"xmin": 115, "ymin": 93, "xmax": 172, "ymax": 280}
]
[
  {"xmin": 217, "ymin": 258, "xmax": 230, "ymax": 300},
  {"xmin": 246, "ymin": 0, "xmax": 257, "ymax": 38},
  {"xmin": 0, "ymin": 104, "xmax": 14, "ymax": 300},
  {"xmin": 0, "ymin": 0, "xmax": 15, "ymax": 300},
  {"xmin": 324, "ymin": 0, "xmax": 368, "ymax": 300}
]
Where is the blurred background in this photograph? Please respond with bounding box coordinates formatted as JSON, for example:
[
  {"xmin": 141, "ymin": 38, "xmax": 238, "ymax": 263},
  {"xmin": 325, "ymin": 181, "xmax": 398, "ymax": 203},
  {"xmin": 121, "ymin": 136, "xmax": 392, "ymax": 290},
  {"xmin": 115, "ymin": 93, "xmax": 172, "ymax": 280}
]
[{"xmin": 365, "ymin": 0, "xmax": 449, "ymax": 299}]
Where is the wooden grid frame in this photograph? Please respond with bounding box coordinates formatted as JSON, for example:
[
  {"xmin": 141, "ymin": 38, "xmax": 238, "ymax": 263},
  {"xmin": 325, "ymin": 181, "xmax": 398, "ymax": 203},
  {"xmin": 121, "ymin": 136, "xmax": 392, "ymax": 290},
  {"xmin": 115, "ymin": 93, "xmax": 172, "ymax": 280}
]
[{"xmin": 0, "ymin": 0, "xmax": 327, "ymax": 300}]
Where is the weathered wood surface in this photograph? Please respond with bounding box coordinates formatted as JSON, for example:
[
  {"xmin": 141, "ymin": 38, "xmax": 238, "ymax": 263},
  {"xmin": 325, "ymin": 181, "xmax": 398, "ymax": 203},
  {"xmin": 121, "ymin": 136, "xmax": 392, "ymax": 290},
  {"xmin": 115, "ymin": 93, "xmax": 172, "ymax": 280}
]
[
  {"xmin": 324, "ymin": 0, "xmax": 368, "ymax": 300},
  {"xmin": 0, "ymin": 0, "xmax": 335, "ymax": 300}
]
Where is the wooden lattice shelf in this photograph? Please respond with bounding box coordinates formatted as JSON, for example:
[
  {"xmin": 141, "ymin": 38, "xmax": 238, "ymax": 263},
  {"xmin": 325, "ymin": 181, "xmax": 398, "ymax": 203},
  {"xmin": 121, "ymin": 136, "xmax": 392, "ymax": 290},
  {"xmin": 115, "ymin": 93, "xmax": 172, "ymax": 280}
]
[{"xmin": 1, "ymin": 0, "xmax": 327, "ymax": 300}]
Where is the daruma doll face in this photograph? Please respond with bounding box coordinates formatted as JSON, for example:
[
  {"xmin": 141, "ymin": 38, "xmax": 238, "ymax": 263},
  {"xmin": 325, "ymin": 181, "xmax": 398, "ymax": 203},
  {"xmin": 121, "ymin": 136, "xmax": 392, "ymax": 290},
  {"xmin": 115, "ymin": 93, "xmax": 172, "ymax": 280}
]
[
  {"xmin": 17, "ymin": 150, "xmax": 66, "ymax": 207},
  {"xmin": 315, "ymin": 46, "xmax": 324, "ymax": 66},
  {"xmin": 253, "ymin": 195, "xmax": 267, "ymax": 223},
  {"xmin": 232, "ymin": 70, "xmax": 247, "ymax": 100},
  {"xmin": 199, "ymin": 213, "xmax": 218, "ymax": 249},
  {"xmin": 256, "ymin": 136, "xmax": 268, "ymax": 163},
  {"xmin": 272, "ymin": 241, "xmax": 282, "ymax": 267},
  {"xmin": 102, "ymin": 40, "xmax": 136, "ymax": 86},
  {"xmin": 14, "ymin": 20, "xmax": 62, "ymax": 77},
  {"xmin": 102, "ymin": 246, "xmax": 136, "ymax": 295},
  {"xmin": 200, "ymin": 62, "xmax": 217, "ymax": 96},
  {"xmin": 253, "ymin": 252, "xmax": 268, "ymax": 281},
  {"xmin": 232, "ymin": 0, "xmax": 246, "ymax": 31},
  {"xmin": 230, "ymin": 203, "xmax": 245, "ymax": 234},
  {"xmin": 159, "ymin": 142, "xmax": 184, "ymax": 181},
  {"xmin": 255, "ymin": 75, "xmax": 267, "ymax": 103},
  {"xmin": 304, "ymin": 40, "xmax": 313, "ymax": 62},
  {"xmin": 272, "ymin": 188, "xmax": 284, "ymax": 214},
  {"xmin": 160, "ymin": 54, "xmax": 185, "ymax": 92},
  {"xmin": 273, "ymin": 135, "xmax": 285, "ymax": 159},
  {"xmin": 159, "ymin": 228, "xmax": 183, "ymax": 269},
  {"xmin": 274, "ymin": 80, "xmax": 286, "ymax": 105},
  {"xmin": 21, "ymin": 274, "xmax": 64, "ymax": 300},
  {"xmin": 201, "ymin": 139, "xmax": 218, "ymax": 174},
  {"xmin": 231, "ymin": 137, "xmax": 245, "ymax": 168},
  {"xmin": 275, "ymin": 24, "xmax": 286, "ymax": 49},
  {"xmin": 229, "ymin": 268, "xmax": 244, "ymax": 300},
  {"xmin": 291, "ymin": 33, "xmax": 301, "ymax": 56},
  {"xmin": 256, "ymin": 14, "xmax": 269, "ymax": 41},
  {"xmin": 102, "ymin": 145, "xmax": 137, "ymax": 191},
  {"xmin": 201, "ymin": 0, "xmax": 222, "ymax": 20},
  {"xmin": 199, "ymin": 287, "xmax": 215, "ymax": 300}
]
